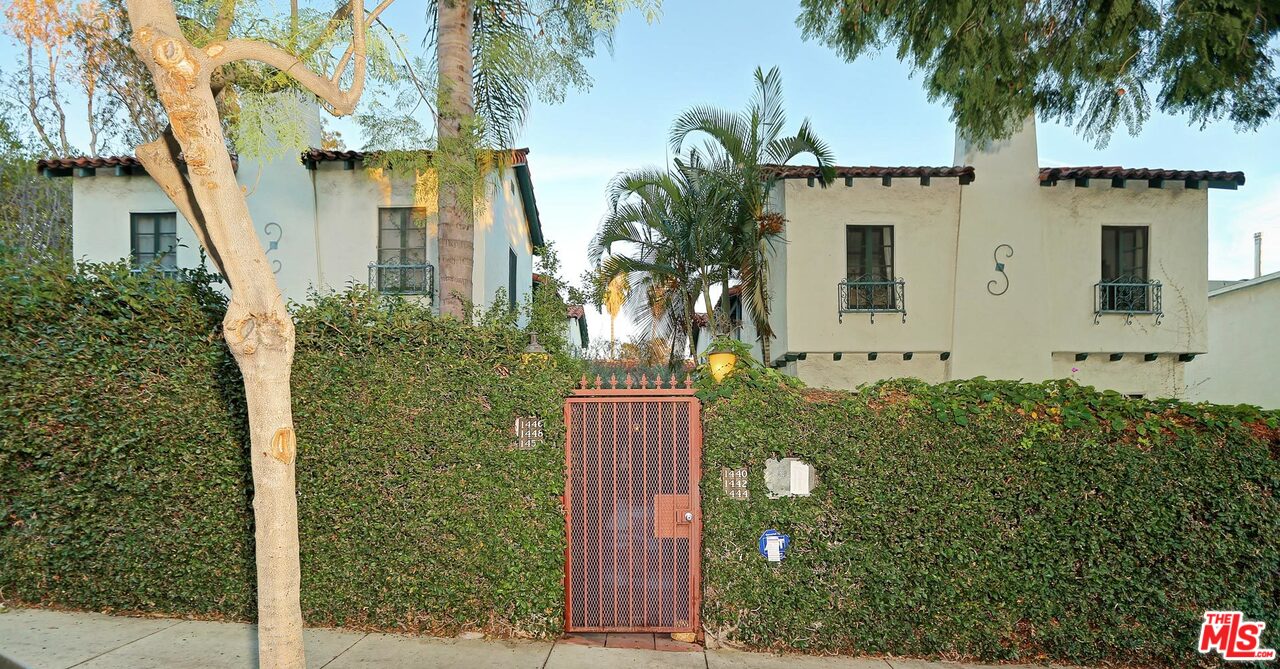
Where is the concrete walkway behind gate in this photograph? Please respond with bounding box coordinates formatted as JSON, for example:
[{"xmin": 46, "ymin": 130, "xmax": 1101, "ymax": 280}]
[{"xmin": 0, "ymin": 608, "xmax": 1062, "ymax": 669}]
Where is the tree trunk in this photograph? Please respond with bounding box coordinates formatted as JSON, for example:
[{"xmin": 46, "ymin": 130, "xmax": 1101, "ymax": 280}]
[
  {"xmin": 759, "ymin": 281, "xmax": 771, "ymax": 364},
  {"xmin": 436, "ymin": 0, "xmax": 474, "ymax": 319},
  {"xmin": 125, "ymin": 3, "xmax": 304, "ymax": 666}
]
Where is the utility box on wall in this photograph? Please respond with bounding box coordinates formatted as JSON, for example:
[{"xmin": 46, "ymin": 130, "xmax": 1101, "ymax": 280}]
[{"xmin": 764, "ymin": 458, "xmax": 817, "ymax": 498}]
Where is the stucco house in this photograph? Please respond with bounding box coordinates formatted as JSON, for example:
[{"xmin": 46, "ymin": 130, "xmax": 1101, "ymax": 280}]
[
  {"xmin": 39, "ymin": 138, "xmax": 545, "ymax": 317},
  {"xmin": 701, "ymin": 120, "xmax": 1245, "ymax": 399},
  {"xmin": 566, "ymin": 304, "xmax": 590, "ymax": 353},
  {"xmin": 1185, "ymin": 266, "xmax": 1279, "ymax": 408}
]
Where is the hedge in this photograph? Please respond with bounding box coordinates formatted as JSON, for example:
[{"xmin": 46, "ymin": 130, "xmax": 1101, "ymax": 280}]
[
  {"xmin": 0, "ymin": 261, "xmax": 577, "ymax": 636},
  {"xmin": 3, "ymin": 261, "xmax": 1278, "ymax": 666},
  {"xmin": 698, "ymin": 371, "xmax": 1279, "ymax": 666}
]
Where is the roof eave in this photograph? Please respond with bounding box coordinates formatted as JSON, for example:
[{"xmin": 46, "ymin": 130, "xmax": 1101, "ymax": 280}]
[{"xmin": 513, "ymin": 162, "xmax": 545, "ymax": 252}]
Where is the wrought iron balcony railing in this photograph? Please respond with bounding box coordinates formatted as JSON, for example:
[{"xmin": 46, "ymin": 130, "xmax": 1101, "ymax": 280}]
[
  {"xmin": 838, "ymin": 277, "xmax": 906, "ymax": 323},
  {"xmin": 1095, "ymin": 278, "xmax": 1162, "ymax": 324},
  {"xmin": 369, "ymin": 261, "xmax": 434, "ymax": 298}
]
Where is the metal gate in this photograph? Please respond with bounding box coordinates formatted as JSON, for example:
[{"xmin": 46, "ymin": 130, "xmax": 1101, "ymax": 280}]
[{"xmin": 564, "ymin": 374, "xmax": 701, "ymax": 633}]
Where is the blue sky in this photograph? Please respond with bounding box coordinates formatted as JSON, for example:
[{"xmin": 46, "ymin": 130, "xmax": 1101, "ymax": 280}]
[{"xmin": 9, "ymin": 1, "xmax": 1277, "ymax": 344}]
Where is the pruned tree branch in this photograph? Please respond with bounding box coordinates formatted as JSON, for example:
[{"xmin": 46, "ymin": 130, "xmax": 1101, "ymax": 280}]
[{"xmin": 205, "ymin": 0, "xmax": 393, "ymax": 116}]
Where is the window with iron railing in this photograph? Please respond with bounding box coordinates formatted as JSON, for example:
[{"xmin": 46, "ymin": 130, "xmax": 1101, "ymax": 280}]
[
  {"xmin": 840, "ymin": 225, "xmax": 905, "ymax": 322},
  {"xmin": 372, "ymin": 207, "xmax": 433, "ymax": 297},
  {"xmin": 1097, "ymin": 225, "xmax": 1161, "ymax": 323}
]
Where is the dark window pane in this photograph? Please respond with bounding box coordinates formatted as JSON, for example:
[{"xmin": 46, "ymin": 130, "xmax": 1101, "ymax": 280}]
[
  {"xmin": 1101, "ymin": 226, "xmax": 1150, "ymax": 310},
  {"xmin": 508, "ymin": 248, "xmax": 517, "ymax": 311},
  {"xmin": 131, "ymin": 212, "xmax": 177, "ymax": 271},
  {"xmin": 375, "ymin": 208, "xmax": 429, "ymax": 294},
  {"xmin": 845, "ymin": 224, "xmax": 896, "ymax": 309}
]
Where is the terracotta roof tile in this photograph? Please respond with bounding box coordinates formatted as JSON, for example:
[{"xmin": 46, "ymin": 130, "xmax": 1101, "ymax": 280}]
[
  {"xmin": 764, "ymin": 164, "xmax": 975, "ymax": 184},
  {"xmin": 38, "ymin": 155, "xmax": 144, "ymax": 170},
  {"xmin": 1039, "ymin": 166, "xmax": 1244, "ymax": 186},
  {"xmin": 302, "ymin": 147, "xmax": 530, "ymax": 164},
  {"xmin": 567, "ymin": 305, "xmax": 585, "ymax": 319},
  {"xmin": 38, "ymin": 154, "xmax": 239, "ymax": 173}
]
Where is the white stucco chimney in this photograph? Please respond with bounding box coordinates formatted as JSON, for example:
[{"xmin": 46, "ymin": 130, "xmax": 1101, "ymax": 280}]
[
  {"xmin": 1256, "ymin": 232, "xmax": 1263, "ymax": 279},
  {"xmin": 947, "ymin": 116, "xmax": 1054, "ymax": 382},
  {"xmin": 953, "ymin": 116, "xmax": 1040, "ymax": 182}
]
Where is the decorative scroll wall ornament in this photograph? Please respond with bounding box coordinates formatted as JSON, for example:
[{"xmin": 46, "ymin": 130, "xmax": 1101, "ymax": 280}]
[
  {"xmin": 264, "ymin": 222, "xmax": 283, "ymax": 274},
  {"xmin": 987, "ymin": 244, "xmax": 1014, "ymax": 296}
]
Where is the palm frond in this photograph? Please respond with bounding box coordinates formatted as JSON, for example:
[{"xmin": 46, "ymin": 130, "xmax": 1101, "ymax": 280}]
[
  {"xmin": 766, "ymin": 118, "xmax": 838, "ymax": 185},
  {"xmin": 669, "ymin": 105, "xmax": 749, "ymax": 163},
  {"xmin": 751, "ymin": 66, "xmax": 787, "ymax": 148}
]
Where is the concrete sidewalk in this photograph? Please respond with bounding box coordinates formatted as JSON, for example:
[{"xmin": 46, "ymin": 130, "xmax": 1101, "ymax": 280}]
[{"xmin": 0, "ymin": 607, "xmax": 1045, "ymax": 669}]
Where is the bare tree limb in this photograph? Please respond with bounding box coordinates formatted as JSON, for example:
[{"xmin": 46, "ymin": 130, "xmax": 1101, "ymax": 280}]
[
  {"xmin": 205, "ymin": 0, "xmax": 392, "ymax": 116},
  {"xmin": 22, "ymin": 44, "xmax": 58, "ymax": 154}
]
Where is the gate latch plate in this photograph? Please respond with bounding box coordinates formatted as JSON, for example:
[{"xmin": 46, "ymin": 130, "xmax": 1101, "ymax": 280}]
[{"xmin": 653, "ymin": 493, "xmax": 692, "ymax": 539}]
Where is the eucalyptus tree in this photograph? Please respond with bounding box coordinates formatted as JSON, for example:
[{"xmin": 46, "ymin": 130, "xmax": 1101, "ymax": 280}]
[
  {"xmin": 796, "ymin": 1, "xmax": 1280, "ymax": 145},
  {"xmin": 590, "ymin": 152, "xmax": 736, "ymax": 360},
  {"xmin": 426, "ymin": 0, "xmax": 658, "ymax": 318},
  {"xmin": 670, "ymin": 66, "xmax": 836, "ymax": 364}
]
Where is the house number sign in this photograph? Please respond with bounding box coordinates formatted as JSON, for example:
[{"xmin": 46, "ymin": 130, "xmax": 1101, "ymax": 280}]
[
  {"xmin": 513, "ymin": 416, "xmax": 544, "ymax": 450},
  {"xmin": 721, "ymin": 467, "xmax": 749, "ymax": 500}
]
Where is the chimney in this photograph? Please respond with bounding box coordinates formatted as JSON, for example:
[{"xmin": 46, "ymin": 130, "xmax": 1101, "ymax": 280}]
[{"xmin": 1256, "ymin": 232, "xmax": 1263, "ymax": 279}]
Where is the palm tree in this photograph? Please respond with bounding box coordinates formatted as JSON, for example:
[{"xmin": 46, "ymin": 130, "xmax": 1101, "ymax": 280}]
[
  {"xmin": 434, "ymin": 0, "xmax": 475, "ymax": 318},
  {"xmin": 670, "ymin": 66, "xmax": 837, "ymax": 364},
  {"xmin": 428, "ymin": 1, "xmax": 639, "ymax": 318},
  {"xmin": 589, "ymin": 153, "xmax": 737, "ymax": 361},
  {"xmin": 603, "ymin": 273, "xmax": 629, "ymax": 357}
]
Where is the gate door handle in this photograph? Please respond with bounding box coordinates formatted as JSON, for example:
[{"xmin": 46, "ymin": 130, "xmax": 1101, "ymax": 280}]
[{"xmin": 653, "ymin": 494, "xmax": 693, "ymax": 539}]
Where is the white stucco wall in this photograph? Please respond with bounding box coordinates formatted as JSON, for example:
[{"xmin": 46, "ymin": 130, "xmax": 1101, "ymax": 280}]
[
  {"xmin": 1040, "ymin": 181, "xmax": 1208, "ymax": 356},
  {"xmin": 949, "ymin": 122, "xmax": 1052, "ymax": 381},
  {"xmin": 793, "ymin": 354, "xmax": 949, "ymax": 390},
  {"xmin": 1050, "ymin": 353, "xmax": 1185, "ymax": 399},
  {"xmin": 1184, "ymin": 274, "xmax": 1280, "ymax": 408},
  {"xmin": 765, "ymin": 119, "xmax": 1215, "ymax": 398},
  {"xmin": 778, "ymin": 177, "xmax": 962, "ymax": 358},
  {"xmin": 68, "ymin": 157, "xmax": 535, "ymax": 316},
  {"xmin": 477, "ymin": 170, "xmax": 534, "ymax": 317},
  {"xmin": 565, "ymin": 316, "xmax": 587, "ymax": 353},
  {"xmin": 71, "ymin": 175, "xmax": 206, "ymax": 271}
]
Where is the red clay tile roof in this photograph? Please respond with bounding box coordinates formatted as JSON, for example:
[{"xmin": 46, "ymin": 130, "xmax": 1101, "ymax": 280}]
[
  {"xmin": 567, "ymin": 305, "xmax": 585, "ymax": 319},
  {"xmin": 38, "ymin": 155, "xmax": 145, "ymax": 170},
  {"xmin": 691, "ymin": 313, "xmax": 708, "ymax": 328},
  {"xmin": 302, "ymin": 147, "xmax": 530, "ymax": 164},
  {"xmin": 1039, "ymin": 166, "xmax": 1245, "ymax": 186},
  {"xmin": 764, "ymin": 164, "xmax": 976, "ymax": 184},
  {"xmin": 38, "ymin": 154, "xmax": 239, "ymax": 173}
]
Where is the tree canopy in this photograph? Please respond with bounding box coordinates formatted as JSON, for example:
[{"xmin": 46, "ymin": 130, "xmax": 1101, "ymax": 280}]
[{"xmin": 797, "ymin": 0, "xmax": 1280, "ymax": 145}]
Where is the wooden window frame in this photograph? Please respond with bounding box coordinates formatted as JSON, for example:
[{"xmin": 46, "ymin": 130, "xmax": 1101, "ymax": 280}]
[
  {"xmin": 844, "ymin": 224, "xmax": 897, "ymax": 310},
  {"xmin": 130, "ymin": 212, "xmax": 178, "ymax": 271}
]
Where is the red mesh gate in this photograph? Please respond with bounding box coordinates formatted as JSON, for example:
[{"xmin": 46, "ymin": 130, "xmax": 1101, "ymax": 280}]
[{"xmin": 564, "ymin": 375, "xmax": 701, "ymax": 633}]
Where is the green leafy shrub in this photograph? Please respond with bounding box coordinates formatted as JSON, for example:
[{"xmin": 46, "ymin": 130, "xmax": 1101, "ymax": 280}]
[
  {"xmin": 0, "ymin": 262, "xmax": 576, "ymax": 636},
  {"xmin": 699, "ymin": 376, "xmax": 1279, "ymax": 666},
  {"xmin": 5, "ymin": 258, "xmax": 1278, "ymax": 664}
]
